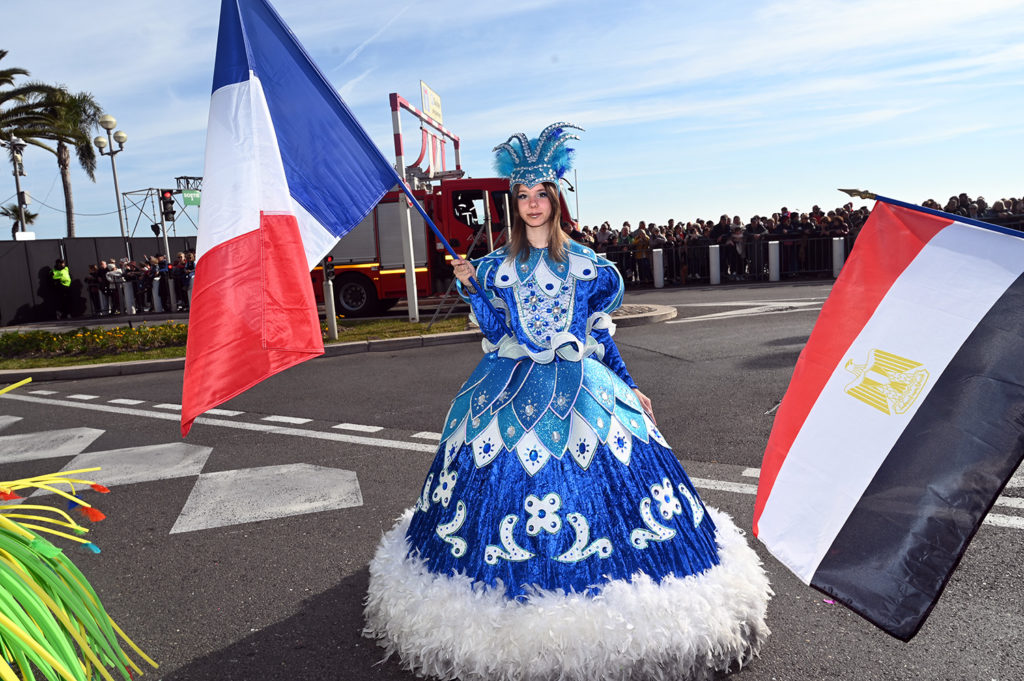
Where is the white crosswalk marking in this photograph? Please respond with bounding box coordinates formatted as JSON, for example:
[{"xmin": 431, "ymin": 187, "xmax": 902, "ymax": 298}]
[
  {"xmin": 109, "ymin": 398, "xmax": 144, "ymax": 405},
  {"xmin": 0, "ymin": 416, "xmax": 364, "ymax": 535},
  {"xmin": 983, "ymin": 514, "xmax": 1024, "ymax": 530},
  {"xmin": 995, "ymin": 496, "xmax": 1024, "ymax": 510},
  {"xmin": 206, "ymin": 408, "xmax": 244, "ymax": 417},
  {"xmin": 28, "ymin": 390, "xmax": 57, "ymax": 396},
  {"xmin": 412, "ymin": 431, "xmax": 442, "ymax": 441},
  {"xmin": 0, "ymin": 427, "xmax": 104, "ymax": 463},
  {"xmin": 171, "ymin": 463, "xmax": 362, "ymax": 534},
  {"xmin": 67, "ymin": 394, "xmax": 99, "ymax": 400},
  {"xmin": 32, "ymin": 442, "xmax": 212, "ymax": 495},
  {"xmin": 153, "ymin": 403, "xmax": 181, "ymax": 411},
  {"xmin": 0, "ymin": 415, "xmax": 22, "ymax": 431}
]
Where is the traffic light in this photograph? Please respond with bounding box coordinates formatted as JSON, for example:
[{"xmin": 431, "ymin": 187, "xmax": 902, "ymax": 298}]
[
  {"xmin": 160, "ymin": 190, "xmax": 176, "ymax": 222},
  {"xmin": 323, "ymin": 255, "xmax": 335, "ymax": 280}
]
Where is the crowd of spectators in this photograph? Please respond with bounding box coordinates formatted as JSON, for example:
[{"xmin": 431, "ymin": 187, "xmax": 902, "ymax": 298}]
[
  {"xmin": 82, "ymin": 251, "xmax": 194, "ymax": 316},
  {"xmin": 568, "ymin": 192, "xmax": 1024, "ymax": 285},
  {"xmin": 924, "ymin": 193, "xmax": 1024, "ymax": 221}
]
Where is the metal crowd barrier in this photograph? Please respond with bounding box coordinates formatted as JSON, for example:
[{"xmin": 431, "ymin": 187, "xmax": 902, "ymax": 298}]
[{"xmin": 594, "ymin": 235, "xmax": 853, "ymax": 287}]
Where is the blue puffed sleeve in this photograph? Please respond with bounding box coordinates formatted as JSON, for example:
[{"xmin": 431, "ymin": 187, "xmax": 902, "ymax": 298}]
[
  {"xmin": 588, "ymin": 262, "xmax": 638, "ymax": 389},
  {"xmin": 455, "ymin": 255, "xmax": 511, "ymax": 344}
]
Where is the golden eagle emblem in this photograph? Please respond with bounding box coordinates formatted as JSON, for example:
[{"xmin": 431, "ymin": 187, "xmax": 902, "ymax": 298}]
[{"xmin": 843, "ymin": 349, "xmax": 929, "ymax": 415}]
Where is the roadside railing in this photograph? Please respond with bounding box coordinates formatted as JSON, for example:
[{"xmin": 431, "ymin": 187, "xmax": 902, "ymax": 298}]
[{"xmin": 596, "ymin": 235, "xmax": 858, "ymax": 287}]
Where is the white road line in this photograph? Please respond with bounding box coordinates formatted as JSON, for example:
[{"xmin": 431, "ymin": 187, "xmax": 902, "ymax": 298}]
[
  {"xmin": 1007, "ymin": 473, "xmax": 1024, "ymax": 489},
  {"xmin": 742, "ymin": 468, "xmax": 760, "ymax": 478},
  {"xmin": 67, "ymin": 394, "xmax": 99, "ymax": 401},
  {"xmin": 262, "ymin": 415, "xmax": 312, "ymax": 425},
  {"xmin": 694, "ymin": 475, "xmax": 1024, "ymax": 531},
  {"xmin": 109, "ymin": 398, "xmax": 144, "ymax": 405},
  {"xmin": 412, "ymin": 431, "xmax": 443, "ymax": 440},
  {"xmin": 28, "ymin": 390, "xmax": 57, "ymax": 395},
  {"xmin": 690, "ymin": 477, "xmax": 758, "ymax": 495},
  {"xmin": 0, "ymin": 394, "xmax": 437, "ymax": 453},
  {"xmin": 332, "ymin": 423, "xmax": 383, "ymax": 433},
  {"xmin": 154, "ymin": 403, "xmax": 182, "ymax": 411},
  {"xmin": 667, "ymin": 305, "xmax": 822, "ymax": 324},
  {"xmin": 3, "ymin": 392, "xmax": 1021, "ymax": 533},
  {"xmin": 674, "ymin": 299, "xmax": 827, "ymax": 308},
  {"xmin": 206, "ymin": 408, "xmax": 244, "ymax": 417}
]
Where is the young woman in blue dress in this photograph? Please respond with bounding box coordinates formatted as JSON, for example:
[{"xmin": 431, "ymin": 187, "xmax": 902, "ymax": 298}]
[{"xmin": 364, "ymin": 123, "xmax": 771, "ymax": 681}]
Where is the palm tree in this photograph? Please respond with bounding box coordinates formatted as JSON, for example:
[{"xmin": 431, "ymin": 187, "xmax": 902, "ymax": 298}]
[
  {"xmin": 0, "ymin": 52, "xmax": 102, "ymax": 238},
  {"xmin": 1, "ymin": 202, "xmax": 37, "ymax": 238},
  {"xmin": 32, "ymin": 89, "xmax": 102, "ymax": 238},
  {"xmin": 0, "ymin": 50, "xmax": 58, "ymax": 139},
  {"xmin": 0, "ymin": 50, "xmax": 60, "ymax": 238}
]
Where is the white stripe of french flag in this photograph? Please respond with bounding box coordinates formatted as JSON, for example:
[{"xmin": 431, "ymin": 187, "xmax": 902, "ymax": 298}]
[
  {"xmin": 181, "ymin": 73, "xmax": 324, "ymax": 436},
  {"xmin": 181, "ymin": 0, "xmax": 399, "ymax": 436}
]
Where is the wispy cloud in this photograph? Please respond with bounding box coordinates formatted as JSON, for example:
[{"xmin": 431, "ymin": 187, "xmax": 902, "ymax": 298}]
[
  {"xmin": 331, "ymin": 3, "xmax": 414, "ymax": 73},
  {"xmin": 4, "ymin": 0, "xmax": 1024, "ymax": 238}
]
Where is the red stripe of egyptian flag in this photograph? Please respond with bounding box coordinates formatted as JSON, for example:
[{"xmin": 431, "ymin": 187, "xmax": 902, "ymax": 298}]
[
  {"xmin": 810, "ymin": 269, "xmax": 1024, "ymax": 639},
  {"xmin": 181, "ymin": 213, "xmax": 323, "ymax": 436},
  {"xmin": 753, "ymin": 202, "xmax": 948, "ymax": 533}
]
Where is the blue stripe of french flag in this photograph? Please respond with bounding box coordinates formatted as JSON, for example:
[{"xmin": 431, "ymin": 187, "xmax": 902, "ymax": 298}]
[
  {"xmin": 754, "ymin": 200, "xmax": 1024, "ymax": 640},
  {"xmin": 181, "ymin": 0, "xmax": 399, "ymax": 435}
]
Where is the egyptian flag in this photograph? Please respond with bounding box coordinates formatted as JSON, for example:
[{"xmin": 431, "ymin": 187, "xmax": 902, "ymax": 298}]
[
  {"xmin": 754, "ymin": 198, "xmax": 1024, "ymax": 640},
  {"xmin": 181, "ymin": 0, "xmax": 397, "ymax": 436}
]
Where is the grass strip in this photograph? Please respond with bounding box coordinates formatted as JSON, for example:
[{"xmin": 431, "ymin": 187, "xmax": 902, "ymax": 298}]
[{"xmin": 0, "ymin": 316, "xmax": 471, "ymax": 370}]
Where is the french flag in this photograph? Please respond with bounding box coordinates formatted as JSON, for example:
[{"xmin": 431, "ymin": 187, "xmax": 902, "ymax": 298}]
[
  {"xmin": 754, "ymin": 199, "xmax": 1024, "ymax": 640},
  {"xmin": 181, "ymin": 0, "xmax": 397, "ymax": 436}
]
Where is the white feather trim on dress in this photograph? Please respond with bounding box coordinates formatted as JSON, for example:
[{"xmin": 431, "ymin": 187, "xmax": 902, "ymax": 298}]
[{"xmin": 363, "ymin": 507, "xmax": 771, "ymax": 681}]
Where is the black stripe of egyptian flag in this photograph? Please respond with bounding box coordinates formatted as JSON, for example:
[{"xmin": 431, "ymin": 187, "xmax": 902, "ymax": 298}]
[{"xmin": 810, "ymin": 270, "xmax": 1024, "ymax": 641}]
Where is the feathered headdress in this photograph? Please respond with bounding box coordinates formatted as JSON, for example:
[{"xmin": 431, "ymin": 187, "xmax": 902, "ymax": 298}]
[{"xmin": 493, "ymin": 122, "xmax": 583, "ymax": 190}]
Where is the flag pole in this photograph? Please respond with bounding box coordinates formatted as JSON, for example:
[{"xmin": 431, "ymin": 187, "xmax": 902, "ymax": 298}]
[
  {"xmin": 391, "ymin": 176, "xmax": 514, "ymax": 337},
  {"xmin": 839, "ymin": 188, "xmax": 1024, "ymax": 238}
]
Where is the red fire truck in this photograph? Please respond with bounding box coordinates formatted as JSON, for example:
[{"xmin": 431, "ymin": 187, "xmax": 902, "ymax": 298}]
[{"xmin": 310, "ymin": 93, "xmax": 574, "ymax": 316}]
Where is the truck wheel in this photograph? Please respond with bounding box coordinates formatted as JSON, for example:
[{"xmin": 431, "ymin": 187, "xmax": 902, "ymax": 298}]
[{"xmin": 334, "ymin": 275, "xmax": 379, "ymax": 316}]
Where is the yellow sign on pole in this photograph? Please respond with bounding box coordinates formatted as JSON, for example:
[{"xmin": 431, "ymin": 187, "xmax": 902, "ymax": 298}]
[{"xmin": 420, "ymin": 81, "xmax": 443, "ymax": 125}]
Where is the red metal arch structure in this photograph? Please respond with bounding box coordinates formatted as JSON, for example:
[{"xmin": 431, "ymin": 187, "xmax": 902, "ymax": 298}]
[{"xmin": 389, "ymin": 92, "xmax": 464, "ymax": 186}]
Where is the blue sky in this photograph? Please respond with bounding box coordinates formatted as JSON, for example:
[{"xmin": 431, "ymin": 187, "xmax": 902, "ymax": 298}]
[{"xmin": 4, "ymin": 0, "xmax": 1023, "ymax": 240}]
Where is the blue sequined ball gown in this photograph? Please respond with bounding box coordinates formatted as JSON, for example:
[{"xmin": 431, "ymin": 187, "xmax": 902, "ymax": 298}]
[{"xmin": 364, "ymin": 242, "xmax": 771, "ymax": 681}]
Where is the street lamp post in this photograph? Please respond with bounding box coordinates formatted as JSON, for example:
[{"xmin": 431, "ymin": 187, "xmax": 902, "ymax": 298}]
[
  {"xmin": 1, "ymin": 137, "xmax": 28, "ymax": 233},
  {"xmin": 93, "ymin": 114, "xmax": 128, "ymax": 240}
]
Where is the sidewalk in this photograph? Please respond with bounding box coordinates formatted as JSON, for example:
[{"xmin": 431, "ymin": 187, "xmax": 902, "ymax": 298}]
[{"xmin": 0, "ymin": 304, "xmax": 677, "ymax": 383}]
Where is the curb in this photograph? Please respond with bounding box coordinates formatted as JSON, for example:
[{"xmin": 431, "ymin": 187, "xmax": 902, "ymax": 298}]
[{"xmin": 0, "ymin": 304, "xmax": 677, "ymax": 383}]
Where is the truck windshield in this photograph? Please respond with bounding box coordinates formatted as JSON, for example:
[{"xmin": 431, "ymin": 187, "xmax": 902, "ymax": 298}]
[
  {"xmin": 451, "ymin": 189, "xmax": 513, "ymax": 229},
  {"xmin": 451, "ymin": 190, "xmax": 485, "ymax": 227}
]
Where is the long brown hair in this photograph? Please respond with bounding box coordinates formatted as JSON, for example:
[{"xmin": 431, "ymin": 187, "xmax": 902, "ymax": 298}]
[{"xmin": 507, "ymin": 182, "xmax": 569, "ymax": 263}]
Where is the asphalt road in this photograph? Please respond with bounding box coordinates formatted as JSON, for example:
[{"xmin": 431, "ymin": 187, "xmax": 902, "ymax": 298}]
[{"xmin": 1, "ymin": 281, "xmax": 1021, "ymax": 681}]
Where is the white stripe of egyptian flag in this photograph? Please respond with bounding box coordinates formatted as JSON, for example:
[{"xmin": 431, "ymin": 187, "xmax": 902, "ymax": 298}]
[{"xmin": 754, "ymin": 200, "xmax": 1024, "ymax": 640}]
